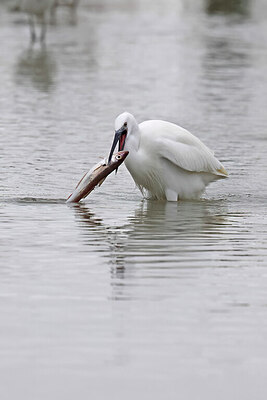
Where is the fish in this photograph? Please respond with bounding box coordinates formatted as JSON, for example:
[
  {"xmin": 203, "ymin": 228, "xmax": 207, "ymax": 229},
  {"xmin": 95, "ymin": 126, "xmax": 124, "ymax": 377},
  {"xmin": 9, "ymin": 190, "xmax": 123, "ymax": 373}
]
[{"xmin": 66, "ymin": 150, "xmax": 129, "ymax": 203}]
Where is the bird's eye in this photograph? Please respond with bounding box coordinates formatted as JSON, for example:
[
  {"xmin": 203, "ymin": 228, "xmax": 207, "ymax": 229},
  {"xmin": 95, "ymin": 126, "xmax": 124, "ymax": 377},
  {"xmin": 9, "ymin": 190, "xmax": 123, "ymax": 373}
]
[
  {"xmin": 116, "ymin": 155, "xmax": 121, "ymax": 159},
  {"xmin": 123, "ymin": 122, "xmax": 127, "ymax": 127}
]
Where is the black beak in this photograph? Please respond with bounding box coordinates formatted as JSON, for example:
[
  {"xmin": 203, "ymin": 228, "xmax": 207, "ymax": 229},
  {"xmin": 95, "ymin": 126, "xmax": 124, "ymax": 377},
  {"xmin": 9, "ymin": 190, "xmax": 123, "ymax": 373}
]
[{"xmin": 108, "ymin": 126, "xmax": 127, "ymax": 164}]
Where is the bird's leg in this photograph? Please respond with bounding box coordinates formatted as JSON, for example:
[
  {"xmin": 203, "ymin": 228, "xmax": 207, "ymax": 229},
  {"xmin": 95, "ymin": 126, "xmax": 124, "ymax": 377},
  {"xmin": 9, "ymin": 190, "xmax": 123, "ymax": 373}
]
[
  {"xmin": 165, "ymin": 188, "xmax": 178, "ymax": 202},
  {"xmin": 28, "ymin": 16, "xmax": 36, "ymax": 44},
  {"xmin": 40, "ymin": 16, "xmax": 47, "ymax": 44}
]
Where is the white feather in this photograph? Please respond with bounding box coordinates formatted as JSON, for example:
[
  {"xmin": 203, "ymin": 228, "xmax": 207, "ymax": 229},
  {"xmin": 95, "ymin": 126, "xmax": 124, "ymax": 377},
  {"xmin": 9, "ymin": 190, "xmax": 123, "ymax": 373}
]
[
  {"xmin": 113, "ymin": 112, "xmax": 228, "ymax": 201},
  {"xmin": 139, "ymin": 120, "xmax": 224, "ymax": 175}
]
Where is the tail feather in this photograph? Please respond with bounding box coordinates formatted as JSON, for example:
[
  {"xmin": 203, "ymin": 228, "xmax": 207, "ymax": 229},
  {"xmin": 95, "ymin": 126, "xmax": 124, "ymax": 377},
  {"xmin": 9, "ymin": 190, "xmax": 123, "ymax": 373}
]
[{"xmin": 216, "ymin": 166, "xmax": 228, "ymax": 177}]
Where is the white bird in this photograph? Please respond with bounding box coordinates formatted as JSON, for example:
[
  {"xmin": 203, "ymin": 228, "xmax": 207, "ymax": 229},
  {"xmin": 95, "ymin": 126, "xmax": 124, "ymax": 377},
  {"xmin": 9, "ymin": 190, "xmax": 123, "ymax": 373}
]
[
  {"xmin": 108, "ymin": 112, "xmax": 228, "ymax": 201},
  {"xmin": 20, "ymin": 0, "xmax": 55, "ymax": 43}
]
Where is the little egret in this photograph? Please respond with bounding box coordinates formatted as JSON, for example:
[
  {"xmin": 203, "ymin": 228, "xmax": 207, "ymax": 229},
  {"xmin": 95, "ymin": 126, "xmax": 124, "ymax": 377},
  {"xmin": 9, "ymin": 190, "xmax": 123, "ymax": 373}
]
[
  {"xmin": 108, "ymin": 112, "xmax": 228, "ymax": 201},
  {"xmin": 20, "ymin": 0, "xmax": 55, "ymax": 43}
]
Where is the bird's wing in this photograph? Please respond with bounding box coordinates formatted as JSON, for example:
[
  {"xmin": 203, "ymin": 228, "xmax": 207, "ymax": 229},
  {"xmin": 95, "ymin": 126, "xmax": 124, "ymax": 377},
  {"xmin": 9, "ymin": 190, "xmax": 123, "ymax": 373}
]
[
  {"xmin": 156, "ymin": 137, "xmax": 227, "ymax": 176},
  {"xmin": 140, "ymin": 120, "xmax": 228, "ymax": 176}
]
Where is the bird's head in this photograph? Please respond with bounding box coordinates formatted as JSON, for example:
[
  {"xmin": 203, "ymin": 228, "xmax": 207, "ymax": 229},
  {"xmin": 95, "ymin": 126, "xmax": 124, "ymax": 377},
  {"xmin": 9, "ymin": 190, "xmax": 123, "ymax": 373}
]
[{"xmin": 108, "ymin": 112, "xmax": 136, "ymax": 163}]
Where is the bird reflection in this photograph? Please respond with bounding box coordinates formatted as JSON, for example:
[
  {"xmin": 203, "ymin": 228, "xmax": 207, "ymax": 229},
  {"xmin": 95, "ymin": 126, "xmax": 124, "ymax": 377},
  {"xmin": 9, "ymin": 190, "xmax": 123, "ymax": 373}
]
[
  {"xmin": 72, "ymin": 199, "xmax": 230, "ymax": 300},
  {"xmin": 73, "ymin": 203, "xmax": 127, "ymax": 273},
  {"xmin": 14, "ymin": 48, "xmax": 56, "ymax": 92},
  {"xmin": 73, "ymin": 203, "xmax": 103, "ymax": 228}
]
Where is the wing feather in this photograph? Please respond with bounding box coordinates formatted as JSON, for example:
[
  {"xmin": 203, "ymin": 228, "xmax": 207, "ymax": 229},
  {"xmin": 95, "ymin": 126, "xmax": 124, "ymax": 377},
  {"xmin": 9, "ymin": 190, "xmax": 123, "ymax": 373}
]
[
  {"xmin": 158, "ymin": 138, "xmax": 226, "ymax": 175},
  {"xmin": 140, "ymin": 120, "xmax": 228, "ymax": 176}
]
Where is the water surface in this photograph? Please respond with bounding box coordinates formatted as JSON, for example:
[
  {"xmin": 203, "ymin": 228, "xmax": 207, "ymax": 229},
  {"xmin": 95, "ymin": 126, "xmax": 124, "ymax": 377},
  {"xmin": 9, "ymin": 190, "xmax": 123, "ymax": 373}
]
[{"xmin": 0, "ymin": 1, "xmax": 267, "ymax": 399}]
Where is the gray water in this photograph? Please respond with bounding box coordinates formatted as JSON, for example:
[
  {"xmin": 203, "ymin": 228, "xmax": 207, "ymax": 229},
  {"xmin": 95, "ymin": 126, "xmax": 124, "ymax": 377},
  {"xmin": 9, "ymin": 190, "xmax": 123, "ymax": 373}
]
[{"xmin": 1, "ymin": 0, "xmax": 267, "ymax": 399}]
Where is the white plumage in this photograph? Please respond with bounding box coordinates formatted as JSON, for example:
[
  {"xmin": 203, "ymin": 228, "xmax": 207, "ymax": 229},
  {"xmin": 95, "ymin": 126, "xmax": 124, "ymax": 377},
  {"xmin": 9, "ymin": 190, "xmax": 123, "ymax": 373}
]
[{"xmin": 110, "ymin": 112, "xmax": 228, "ymax": 201}]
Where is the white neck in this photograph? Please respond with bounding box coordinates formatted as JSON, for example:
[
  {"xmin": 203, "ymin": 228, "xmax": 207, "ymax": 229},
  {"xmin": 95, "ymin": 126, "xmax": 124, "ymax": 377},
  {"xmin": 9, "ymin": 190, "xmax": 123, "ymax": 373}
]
[{"xmin": 125, "ymin": 123, "xmax": 140, "ymax": 154}]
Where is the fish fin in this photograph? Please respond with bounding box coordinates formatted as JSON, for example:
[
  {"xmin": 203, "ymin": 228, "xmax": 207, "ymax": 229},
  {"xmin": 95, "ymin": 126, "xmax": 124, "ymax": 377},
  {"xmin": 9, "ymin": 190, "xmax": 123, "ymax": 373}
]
[
  {"xmin": 75, "ymin": 171, "xmax": 87, "ymax": 189},
  {"xmin": 97, "ymin": 177, "xmax": 106, "ymax": 187}
]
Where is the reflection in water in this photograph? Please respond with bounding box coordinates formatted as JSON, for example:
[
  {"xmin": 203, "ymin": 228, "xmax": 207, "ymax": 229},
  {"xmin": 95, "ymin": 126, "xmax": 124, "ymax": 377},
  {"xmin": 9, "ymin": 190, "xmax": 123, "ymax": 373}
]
[
  {"xmin": 51, "ymin": 0, "xmax": 80, "ymax": 26},
  {"xmin": 205, "ymin": 0, "xmax": 250, "ymax": 16},
  {"xmin": 73, "ymin": 203, "xmax": 126, "ymax": 271},
  {"xmin": 73, "ymin": 199, "xmax": 262, "ymax": 302},
  {"xmin": 202, "ymin": 35, "xmax": 249, "ymax": 80},
  {"xmin": 14, "ymin": 48, "xmax": 56, "ymax": 92},
  {"xmin": 73, "ymin": 200, "xmax": 236, "ymax": 299},
  {"xmin": 73, "ymin": 203, "xmax": 104, "ymax": 229}
]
